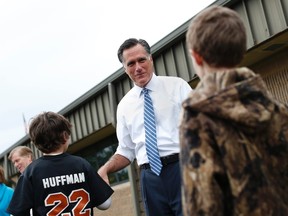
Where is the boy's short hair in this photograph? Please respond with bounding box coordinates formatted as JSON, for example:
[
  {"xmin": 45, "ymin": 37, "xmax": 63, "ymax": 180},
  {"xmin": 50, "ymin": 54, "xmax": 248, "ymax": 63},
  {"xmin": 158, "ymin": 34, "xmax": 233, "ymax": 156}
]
[
  {"xmin": 29, "ymin": 112, "xmax": 72, "ymax": 154},
  {"xmin": 186, "ymin": 5, "xmax": 247, "ymax": 67}
]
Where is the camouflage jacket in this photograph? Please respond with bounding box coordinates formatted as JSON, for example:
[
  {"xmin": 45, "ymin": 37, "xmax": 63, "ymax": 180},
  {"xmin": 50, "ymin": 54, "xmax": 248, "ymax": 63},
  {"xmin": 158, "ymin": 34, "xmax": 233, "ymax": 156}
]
[{"xmin": 180, "ymin": 67, "xmax": 288, "ymax": 216}]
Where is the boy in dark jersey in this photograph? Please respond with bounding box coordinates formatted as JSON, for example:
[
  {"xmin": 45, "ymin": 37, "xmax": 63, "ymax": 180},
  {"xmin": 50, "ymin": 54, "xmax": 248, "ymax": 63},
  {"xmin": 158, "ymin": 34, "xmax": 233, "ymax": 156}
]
[{"xmin": 7, "ymin": 111, "xmax": 114, "ymax": 216}]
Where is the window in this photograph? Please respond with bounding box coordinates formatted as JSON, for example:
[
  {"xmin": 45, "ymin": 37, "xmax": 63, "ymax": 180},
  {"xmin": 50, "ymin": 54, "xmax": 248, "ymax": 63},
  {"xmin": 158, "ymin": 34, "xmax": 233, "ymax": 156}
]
[{"xmin": 75, "ymin": 135, "xmax": 128, "ymax": 185}]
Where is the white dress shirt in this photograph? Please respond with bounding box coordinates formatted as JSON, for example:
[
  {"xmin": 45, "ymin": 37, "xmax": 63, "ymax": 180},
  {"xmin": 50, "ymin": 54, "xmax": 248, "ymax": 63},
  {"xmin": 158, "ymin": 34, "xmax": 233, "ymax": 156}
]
[{"xmin": 115, "ymin": 74, "xmax": 192, "ymax": 165}]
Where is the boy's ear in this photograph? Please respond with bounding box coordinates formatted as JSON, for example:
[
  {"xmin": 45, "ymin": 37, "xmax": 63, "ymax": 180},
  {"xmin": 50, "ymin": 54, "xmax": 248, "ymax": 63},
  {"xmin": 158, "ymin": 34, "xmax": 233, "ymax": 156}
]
[
  {"xmin": 63, "ymin": 131, "xmax": 70, "ymax": 142},
  {"xmin": 190, "ymin": 49, "xmax": 203, "ymax": 66}
]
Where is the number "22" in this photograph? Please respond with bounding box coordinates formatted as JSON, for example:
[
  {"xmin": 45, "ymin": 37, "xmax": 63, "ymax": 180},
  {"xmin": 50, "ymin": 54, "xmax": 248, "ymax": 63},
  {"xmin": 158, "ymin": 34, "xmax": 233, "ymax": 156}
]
[{"xmin": 45, "ymin": 189, "xmax": 91, "ymax": 216}]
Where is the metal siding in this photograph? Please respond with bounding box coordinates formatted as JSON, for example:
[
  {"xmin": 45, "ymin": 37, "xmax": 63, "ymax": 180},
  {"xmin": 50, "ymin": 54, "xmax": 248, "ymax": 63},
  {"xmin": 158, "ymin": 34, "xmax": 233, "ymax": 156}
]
[
  {"xmin": 27, "ymin": 142, "xmax": 42, "ymax": 159},
  {"xmin": 7, "ymin": 159, "xmax": 16, "ymax": 177},
  {"xmin": 162, "ymin": 49, "xmax": 178, "ymax": 76},
  {"xmin": 264, "ymin": 68, "xmax": 288, "ymax": 104},
  {"xmin": 281, "ymin": 0, "xmax": 288, "ymax": 24},
  {"xmin": 108, "ymin": 83, "xmax": 117, "ymax": 127},
  {"xmin": 68, "ymin": 115, "xmax": 77, "ymax": 142},
  {"xmin": 245, "ymin": 0, "xmax": 269, "ymax": 44},
  {"xmin": 84, "ymin": 103, "xmax": 94, "ymax": 134},
  {"xmin": 233, "ymin": 2, "xmax": 255, "ymax": 48},
  {"xmin": 173, "ymin": 41, "xmax": 192, "ymax": 81},
  {"xmin": 184, "ymin": 43, "xmax": 196, "ymax": 80},
  {"xmin": 154, "ymin": 55, "xmax": 166, "ymax": 76},
  {"xmin": 114, "ymin": 82, "xmax": 123, "ymax": 104},
  {"xmin": 185, "ymin": 41, "xmax": 196, "ymax": 79},
  {"xmin": 102, "ymin": 91, "xmax": 111, "ymax": 124},
  {"xmin": 7, "ymin": 163, "xmax": 15, "ymax": 179},
  {"xmin": 262, "ymin": 0, "xmax": 287, "ymax": 35},
  {"xmin": 79, "ymin": 107, "xmax": 89, "ymax": 138},
  {"xmin": 95, "ymin": 96, "xmax": 106, "ymax": 128},
  {"xmin": 122, "ymin": 78, "xmax": 133, "ymax": 95},
  {"xmin": 74, "ymin": 112, "xmax": 83, "ymax": 140},
  {"xmin": 90, "ymin": 99, "xmax": 100, "ymax": 131},
  {"xmin": 114, "ymin": 82, "xmax": 124, "ymax": 104},
  {"xmin": 251, "ymin": 50, "xmax": 288, "ymax": 104}
]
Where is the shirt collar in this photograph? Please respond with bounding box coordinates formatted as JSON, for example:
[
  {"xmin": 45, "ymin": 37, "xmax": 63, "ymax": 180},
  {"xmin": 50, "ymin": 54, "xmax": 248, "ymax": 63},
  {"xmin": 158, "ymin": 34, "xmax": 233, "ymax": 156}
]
[{"xmin": 136, "ymin": 73, "xmax": 157, "ymax": 97}]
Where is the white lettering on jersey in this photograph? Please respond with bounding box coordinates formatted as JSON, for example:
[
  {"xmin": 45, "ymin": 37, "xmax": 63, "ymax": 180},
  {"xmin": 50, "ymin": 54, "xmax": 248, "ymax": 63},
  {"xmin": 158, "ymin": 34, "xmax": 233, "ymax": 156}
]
[{"xmin": 42, "ymin": 172, "xmax": 85, "ymax": 189}]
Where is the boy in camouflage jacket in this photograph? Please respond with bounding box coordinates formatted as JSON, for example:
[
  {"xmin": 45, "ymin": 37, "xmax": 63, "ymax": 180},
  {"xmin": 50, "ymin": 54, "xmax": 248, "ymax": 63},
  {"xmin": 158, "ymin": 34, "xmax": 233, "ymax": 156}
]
[{"xmin": 180, "ymin": 5, "xmax": 288, "ymax": 216}]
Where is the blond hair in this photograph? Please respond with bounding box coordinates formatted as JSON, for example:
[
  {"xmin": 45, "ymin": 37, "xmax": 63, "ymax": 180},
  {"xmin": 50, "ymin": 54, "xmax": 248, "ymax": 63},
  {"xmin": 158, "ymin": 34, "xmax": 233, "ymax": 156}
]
[{"xmin": 8, "ymin": 146, "xmax": 34, "ymax": 161}]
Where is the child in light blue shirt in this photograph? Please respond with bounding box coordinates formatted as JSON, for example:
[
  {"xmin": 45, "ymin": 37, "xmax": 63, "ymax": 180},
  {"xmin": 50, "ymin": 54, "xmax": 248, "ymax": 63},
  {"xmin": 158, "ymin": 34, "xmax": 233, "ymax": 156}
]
[{"xmin": 0, "ymin": 166, "xmax": 14, "ymax": 216}]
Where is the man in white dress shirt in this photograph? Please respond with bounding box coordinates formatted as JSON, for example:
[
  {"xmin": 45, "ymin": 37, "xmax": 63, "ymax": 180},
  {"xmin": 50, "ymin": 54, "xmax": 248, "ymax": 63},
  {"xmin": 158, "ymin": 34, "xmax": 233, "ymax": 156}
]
[{"xmin": 98, "ymin": 38, "xmax": 192, "ymax": 216}]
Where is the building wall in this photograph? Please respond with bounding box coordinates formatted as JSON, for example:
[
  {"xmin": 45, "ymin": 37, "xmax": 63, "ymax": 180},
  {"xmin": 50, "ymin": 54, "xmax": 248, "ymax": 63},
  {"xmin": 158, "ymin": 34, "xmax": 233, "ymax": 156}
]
[
  {"xmin": 251, "ymin": 50, "xmax": 288, "ymax": 105},
  {"xmin": 93, "ymin": 182, "xmax": 134, "ymax": 216}
]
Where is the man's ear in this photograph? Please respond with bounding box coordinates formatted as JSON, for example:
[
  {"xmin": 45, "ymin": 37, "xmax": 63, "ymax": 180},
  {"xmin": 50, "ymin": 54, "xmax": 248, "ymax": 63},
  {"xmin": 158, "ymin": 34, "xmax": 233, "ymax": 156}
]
[{"xmin": 190, "ymin": 49, "xmax": 203, "ymax": 66}]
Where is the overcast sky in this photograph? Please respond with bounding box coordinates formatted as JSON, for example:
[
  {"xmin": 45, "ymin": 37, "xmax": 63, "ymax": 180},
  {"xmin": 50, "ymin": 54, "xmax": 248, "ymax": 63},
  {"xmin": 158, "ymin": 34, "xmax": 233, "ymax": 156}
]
[{"xmin": 0, "ymin": 0, "xmax": 215, "ymax": 154}]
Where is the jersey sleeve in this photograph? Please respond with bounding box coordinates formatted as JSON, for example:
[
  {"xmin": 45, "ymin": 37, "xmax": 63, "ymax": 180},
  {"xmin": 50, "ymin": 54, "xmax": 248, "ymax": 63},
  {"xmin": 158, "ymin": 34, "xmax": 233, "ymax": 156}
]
[
  {"xmin": 7, "ymin": 174, "xmax": 33, "ymax": 216},
  {"xmin": 86, "ymin": 161, "xmax": 114, "ymax": 207}
]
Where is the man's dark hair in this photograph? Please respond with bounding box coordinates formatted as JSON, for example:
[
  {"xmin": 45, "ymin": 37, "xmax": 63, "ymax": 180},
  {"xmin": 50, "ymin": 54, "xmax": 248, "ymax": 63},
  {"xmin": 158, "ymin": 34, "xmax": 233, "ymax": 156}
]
[{"xmin": 117, "ymin": 38, "xmax": 151, "ymax": 63}]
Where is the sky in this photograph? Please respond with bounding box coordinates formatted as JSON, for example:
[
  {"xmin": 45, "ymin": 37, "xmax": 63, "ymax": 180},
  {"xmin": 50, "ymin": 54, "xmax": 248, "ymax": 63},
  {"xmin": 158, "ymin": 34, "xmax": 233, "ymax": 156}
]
[{"xmin": 0, "ymin": 0, "xmax": 215, "ymax": 155}]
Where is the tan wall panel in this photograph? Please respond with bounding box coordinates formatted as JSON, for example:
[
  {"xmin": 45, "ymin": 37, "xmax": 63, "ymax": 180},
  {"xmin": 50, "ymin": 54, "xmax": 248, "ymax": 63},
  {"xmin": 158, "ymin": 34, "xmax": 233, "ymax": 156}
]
[
  {"xmin": 93, "ymin": 182, "xmax": 134, "ymax": 216},
  {"xmin": 251, "ymin": 50, "xmax": 288, "ymax": 104}
]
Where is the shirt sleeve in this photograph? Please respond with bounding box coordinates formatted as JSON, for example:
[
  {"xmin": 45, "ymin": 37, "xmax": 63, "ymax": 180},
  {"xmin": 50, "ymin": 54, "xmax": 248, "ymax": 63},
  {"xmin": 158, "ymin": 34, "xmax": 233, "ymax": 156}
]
[
  {"xmin": 86, "ymin": 162, "xmax": 114, "ymax": 207},
  {"xmin": 115, "ymin": 102, "xmax": 136, "ymax": 162},
  {"xmin": 7, "ymin": 174, "xmax": 33, "ymax": 216}
]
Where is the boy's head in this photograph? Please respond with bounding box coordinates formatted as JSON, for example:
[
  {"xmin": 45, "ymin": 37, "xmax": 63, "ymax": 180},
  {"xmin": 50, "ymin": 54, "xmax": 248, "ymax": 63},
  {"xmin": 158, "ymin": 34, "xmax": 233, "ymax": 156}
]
[
  {"xmin": 186, "ymin": 5, "xmax": 247, "ymax": 68},
  {"xmin": 29, "ymin": 111, "xmax": 72, "ymax": 154}
]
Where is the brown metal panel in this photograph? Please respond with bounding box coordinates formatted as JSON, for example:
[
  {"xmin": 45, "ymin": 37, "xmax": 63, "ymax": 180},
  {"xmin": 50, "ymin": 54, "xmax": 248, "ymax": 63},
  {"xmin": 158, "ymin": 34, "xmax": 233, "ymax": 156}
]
[{"xmin": 251, "ymin": 49, "xmax": 288, "ymax": 104}]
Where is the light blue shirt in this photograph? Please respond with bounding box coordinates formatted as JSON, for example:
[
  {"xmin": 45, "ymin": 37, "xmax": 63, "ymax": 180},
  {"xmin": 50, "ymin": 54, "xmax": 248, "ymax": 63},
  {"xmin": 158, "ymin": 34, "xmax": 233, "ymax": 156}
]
[
  {"xmin": 0, "ymin": 183, "xmax": 14, "ymax": 216},
  {"xmin": 116, "ymin": 74, "xmax": 192, "ymax": 165}
]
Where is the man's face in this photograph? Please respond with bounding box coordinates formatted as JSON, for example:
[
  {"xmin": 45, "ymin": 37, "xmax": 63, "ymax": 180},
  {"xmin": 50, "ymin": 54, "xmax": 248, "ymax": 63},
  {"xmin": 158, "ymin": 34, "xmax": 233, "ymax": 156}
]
[
  {"xmin": 122, "ymin": 44, "xmax": 154, "ymax": 88},
  {"xmin": 11, "ymin": 152, "xmax": 32, "ymax": 174}
]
